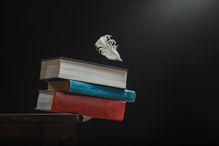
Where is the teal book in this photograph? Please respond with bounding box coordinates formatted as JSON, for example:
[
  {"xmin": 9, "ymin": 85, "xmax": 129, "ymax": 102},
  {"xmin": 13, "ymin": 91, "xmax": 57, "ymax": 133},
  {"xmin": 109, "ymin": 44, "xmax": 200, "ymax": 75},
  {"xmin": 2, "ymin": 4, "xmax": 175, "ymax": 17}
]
[{"xmin": 48, "ymin": 80, "xmax": 136, "ymax": 102}]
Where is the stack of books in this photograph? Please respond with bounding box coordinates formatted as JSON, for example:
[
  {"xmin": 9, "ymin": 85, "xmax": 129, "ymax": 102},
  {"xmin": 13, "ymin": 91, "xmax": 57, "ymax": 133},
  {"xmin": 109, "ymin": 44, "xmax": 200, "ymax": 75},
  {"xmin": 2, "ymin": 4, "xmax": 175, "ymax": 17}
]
[{"xmin": 35, "ymin": 57, "xmax": 136, "ymax": 121}]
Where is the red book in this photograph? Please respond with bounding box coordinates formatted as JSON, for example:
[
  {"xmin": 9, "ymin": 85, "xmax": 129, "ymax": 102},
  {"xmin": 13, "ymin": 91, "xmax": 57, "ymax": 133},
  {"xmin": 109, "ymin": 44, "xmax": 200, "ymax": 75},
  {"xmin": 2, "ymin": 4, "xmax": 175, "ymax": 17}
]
[{"xmin": 36, "ymin": 91, "xmax": 126, "ymax": 121}]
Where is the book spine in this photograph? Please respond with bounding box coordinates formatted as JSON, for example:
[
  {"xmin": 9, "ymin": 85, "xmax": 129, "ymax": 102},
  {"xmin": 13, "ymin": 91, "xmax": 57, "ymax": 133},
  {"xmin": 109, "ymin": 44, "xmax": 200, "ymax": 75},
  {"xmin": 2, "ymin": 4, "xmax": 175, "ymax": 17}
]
[
  {"xmin": 51, "ymin": 92, "xmax": 126, "ymax": 121},
  {"xmin": 68, "ymin": 80, "xmax": 136, "ymax": 102}
]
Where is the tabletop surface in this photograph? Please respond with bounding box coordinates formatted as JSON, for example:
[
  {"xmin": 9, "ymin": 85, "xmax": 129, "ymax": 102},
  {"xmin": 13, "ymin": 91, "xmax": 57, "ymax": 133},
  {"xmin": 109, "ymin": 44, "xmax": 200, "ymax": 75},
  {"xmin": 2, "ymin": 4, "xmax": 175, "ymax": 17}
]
[{"xmin": 0, "ymin": 113, "xmax": 84, "ymax": 123}]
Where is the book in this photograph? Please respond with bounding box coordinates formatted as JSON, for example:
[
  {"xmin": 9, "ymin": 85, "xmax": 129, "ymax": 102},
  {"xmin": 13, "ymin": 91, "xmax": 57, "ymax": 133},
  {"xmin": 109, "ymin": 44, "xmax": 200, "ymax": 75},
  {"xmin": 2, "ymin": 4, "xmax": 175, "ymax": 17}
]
[
  {"xmin": 48, "ymin": 80, "xmax": 136, "ymax": 102},
  {"xmin": 36, "ymin": 90, "xmax": 126, "ymax": 121},
  {"xmin": 40, "ymin": 57, "xmax": 128, "ymax": 89}
]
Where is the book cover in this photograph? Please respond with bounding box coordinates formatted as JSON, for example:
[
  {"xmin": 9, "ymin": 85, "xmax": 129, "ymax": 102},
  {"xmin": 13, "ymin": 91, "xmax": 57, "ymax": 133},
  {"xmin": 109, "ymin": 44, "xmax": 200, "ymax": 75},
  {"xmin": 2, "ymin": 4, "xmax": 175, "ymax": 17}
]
[
  {"xmin": 48, "ymin": 80, "xmax": 136, "ymax": 102},
  {"xmin": 40, "ymin": 57, "xmax": 128, "ymax": 88},
  {"xmin": 36, "ymin": 91, "xmax": 126, "ymax": 121}
]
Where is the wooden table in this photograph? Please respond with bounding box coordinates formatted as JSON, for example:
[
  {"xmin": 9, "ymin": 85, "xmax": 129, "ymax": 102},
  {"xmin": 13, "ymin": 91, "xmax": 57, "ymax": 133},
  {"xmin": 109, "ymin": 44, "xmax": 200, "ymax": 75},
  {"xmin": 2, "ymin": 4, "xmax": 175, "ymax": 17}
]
[{"xmin": 0, "ymin": 113, "xmax": 86, "ymax": 146}]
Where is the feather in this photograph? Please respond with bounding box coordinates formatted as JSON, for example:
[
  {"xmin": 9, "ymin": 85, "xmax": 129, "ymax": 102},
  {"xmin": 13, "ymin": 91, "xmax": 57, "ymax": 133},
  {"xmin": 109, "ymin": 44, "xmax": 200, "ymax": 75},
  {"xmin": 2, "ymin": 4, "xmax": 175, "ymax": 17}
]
[{"xmin": 95, "ymin": 34, "xmax": 123, "ymax": 61}]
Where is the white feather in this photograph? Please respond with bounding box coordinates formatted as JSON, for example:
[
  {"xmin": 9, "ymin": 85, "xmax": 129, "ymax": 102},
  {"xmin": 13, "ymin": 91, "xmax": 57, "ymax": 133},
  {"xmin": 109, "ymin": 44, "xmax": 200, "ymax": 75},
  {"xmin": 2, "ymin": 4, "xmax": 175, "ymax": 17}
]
[{"xmin": 95, "ymin": 35, "xmax": 123, "ymax": 61}]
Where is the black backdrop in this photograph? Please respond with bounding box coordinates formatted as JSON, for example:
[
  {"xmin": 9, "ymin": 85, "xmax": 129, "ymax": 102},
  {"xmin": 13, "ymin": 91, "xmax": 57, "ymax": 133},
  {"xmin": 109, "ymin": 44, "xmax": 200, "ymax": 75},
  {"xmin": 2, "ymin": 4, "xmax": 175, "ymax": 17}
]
[{"xmin": 2, "ymin": 0, "xmax": 219, "ymax": 145}]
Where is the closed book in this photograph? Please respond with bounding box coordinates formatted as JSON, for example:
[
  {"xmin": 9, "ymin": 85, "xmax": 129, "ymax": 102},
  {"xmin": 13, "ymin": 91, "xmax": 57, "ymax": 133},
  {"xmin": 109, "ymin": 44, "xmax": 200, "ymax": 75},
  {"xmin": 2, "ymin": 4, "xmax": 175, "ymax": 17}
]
[
  {"xmin": 36, "ymin": 90, "xmax": 126, "ymax": 121},
  {"xmin": 40, "ymin": 57, "xmax": 128, "ymax": 89},
  {"xmin": 48, "ymin": 80, "xmax": 136, "ymax": 102}
]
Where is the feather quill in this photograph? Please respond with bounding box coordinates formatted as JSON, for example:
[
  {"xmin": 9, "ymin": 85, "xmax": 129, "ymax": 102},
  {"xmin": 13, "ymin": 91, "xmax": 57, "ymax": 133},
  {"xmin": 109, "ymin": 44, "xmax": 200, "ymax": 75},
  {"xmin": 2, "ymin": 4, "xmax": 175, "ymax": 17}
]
[{"xmin": 95, "ymin": 35, "xmax": 123, "ymax": 61}]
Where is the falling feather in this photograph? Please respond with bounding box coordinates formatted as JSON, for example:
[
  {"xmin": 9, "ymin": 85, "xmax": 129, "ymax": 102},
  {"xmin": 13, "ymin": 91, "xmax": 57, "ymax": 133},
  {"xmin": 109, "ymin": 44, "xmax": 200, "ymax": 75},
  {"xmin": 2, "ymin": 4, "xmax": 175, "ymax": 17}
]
[{"xmin": 95, "ymin": 35, "xmax": 123, "ymax": 61}]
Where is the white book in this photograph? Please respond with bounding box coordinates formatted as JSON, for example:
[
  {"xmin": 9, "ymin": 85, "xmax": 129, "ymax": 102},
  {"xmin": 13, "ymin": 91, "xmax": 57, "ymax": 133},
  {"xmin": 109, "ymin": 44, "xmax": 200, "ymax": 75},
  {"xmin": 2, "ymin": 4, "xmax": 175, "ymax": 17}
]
[{"xmin": 40, "ymin": 57, "xmax": 128, "ymax": 89}]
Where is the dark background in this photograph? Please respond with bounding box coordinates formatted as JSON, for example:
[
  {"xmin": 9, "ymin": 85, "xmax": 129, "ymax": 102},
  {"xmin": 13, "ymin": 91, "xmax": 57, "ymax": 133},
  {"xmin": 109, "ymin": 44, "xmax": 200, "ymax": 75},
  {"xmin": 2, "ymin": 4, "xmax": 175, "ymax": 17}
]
[{"xmin": 2, "ymin": 0, "xmax": 219, "ymax": 145}]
